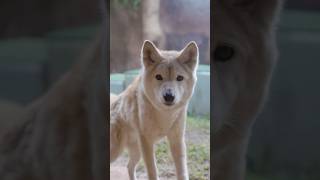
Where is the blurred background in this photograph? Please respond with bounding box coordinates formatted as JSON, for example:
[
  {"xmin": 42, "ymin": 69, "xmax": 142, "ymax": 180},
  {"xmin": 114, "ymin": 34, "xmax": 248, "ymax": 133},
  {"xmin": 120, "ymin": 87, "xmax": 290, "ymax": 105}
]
[
  {"xmin": 247, "ymin": 0, "xmax": 320, "ymax": 179},
  {"xmin": 0, "ymin": 0, "xmax": 101, "ymax": 107},
  {"xmin": 110, "ymin": 0, "xmax": 210, "ymax": 72},
  {"xmin": 109, "ymin": 1, "xmax": 210, "ymax": 179}
]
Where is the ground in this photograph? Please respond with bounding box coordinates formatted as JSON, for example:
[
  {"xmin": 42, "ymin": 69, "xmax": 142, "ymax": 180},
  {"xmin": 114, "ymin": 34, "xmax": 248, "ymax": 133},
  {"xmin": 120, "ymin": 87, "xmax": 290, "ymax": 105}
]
[{"xmin": 110, "ymin": 116, "xmax": 210, "ymax": 180}]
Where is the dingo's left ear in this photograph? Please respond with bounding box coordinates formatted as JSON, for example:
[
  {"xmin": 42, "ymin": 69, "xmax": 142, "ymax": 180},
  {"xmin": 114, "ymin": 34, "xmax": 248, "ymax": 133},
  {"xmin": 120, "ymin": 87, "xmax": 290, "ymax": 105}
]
[{"xmin": 178, "ymin": 41, "xmax": 199, "ymax": 70}]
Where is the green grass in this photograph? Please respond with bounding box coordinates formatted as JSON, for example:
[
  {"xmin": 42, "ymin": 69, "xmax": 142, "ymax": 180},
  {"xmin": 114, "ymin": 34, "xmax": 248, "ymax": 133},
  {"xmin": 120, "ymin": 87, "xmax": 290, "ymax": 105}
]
[
  {"xmin": 186, "ymin": 115, "xmax": 210, "ymax": 130},
  {"xmin": 187, "ymin": 143, "xmax": 210, "ymax": 180}
]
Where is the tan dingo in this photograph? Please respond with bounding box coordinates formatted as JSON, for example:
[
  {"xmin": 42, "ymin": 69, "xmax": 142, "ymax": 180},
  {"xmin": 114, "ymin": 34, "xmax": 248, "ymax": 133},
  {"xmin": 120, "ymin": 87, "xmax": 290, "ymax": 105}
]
[{"xmin": 110, "ymin": 40, "xmax": 199, "ymax": 180}]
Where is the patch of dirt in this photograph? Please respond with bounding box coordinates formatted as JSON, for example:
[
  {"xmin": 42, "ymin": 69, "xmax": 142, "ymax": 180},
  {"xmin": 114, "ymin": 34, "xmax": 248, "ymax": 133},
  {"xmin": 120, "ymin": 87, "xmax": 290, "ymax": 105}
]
[{"xmin": 110, "ymin": 165, "xmax": 130, "ymax": 180}]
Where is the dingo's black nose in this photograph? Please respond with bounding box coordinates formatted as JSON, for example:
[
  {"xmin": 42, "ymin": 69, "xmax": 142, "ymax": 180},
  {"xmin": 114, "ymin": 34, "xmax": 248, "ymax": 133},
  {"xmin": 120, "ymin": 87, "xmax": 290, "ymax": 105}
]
[{"xmin": 163, "ymin": 92, "xmax": 175, "ymax": 103}]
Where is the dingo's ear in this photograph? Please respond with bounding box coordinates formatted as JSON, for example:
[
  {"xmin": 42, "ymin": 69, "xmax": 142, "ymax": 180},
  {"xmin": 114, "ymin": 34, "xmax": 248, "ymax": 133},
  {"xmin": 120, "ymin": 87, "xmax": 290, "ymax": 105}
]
[
  {"xmin": 178, "ymin": 41, "xmax": 199, "ymax": 70},
  {"xmin": 141, "ymin": 40, "xmax": 162, "ymax": 67},
  {"xmin": 226, "ymin": 0, "xmax": 283, "ymax": 27}
]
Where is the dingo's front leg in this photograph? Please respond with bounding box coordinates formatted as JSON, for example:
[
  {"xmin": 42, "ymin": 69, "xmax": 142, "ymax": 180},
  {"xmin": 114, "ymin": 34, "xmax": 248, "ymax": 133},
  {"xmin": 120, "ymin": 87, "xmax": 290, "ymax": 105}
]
[
  {"xmin": 140, "ymin": 135, "xmax": 158, "ymax": 180},
  {"xmin": 167, "ymin": 119, "xmax": 189, "ymax": 180},
  {"xmin": 127, "ymin": 140, "xmax": 141, "ymax": 180}
]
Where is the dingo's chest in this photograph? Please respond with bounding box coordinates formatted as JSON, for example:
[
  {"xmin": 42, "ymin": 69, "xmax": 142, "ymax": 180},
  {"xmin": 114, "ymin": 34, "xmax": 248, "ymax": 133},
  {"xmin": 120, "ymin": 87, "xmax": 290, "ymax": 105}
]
[{"xmin": 137, "ymin": 108, "xmax": 183, "ymax": 140}]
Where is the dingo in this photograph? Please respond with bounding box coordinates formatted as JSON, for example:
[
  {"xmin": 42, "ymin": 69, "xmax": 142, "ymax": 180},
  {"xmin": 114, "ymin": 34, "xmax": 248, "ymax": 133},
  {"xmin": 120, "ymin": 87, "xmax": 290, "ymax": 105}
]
[{"xmin": 110, "ymin": 40, "xmax": 199, "ymax": 180}]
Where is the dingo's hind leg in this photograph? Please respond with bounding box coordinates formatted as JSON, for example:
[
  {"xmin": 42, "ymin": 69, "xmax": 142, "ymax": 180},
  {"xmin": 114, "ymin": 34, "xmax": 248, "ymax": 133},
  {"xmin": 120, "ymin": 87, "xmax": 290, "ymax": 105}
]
[{"xmin": 110, "ymin": 122, "xmax": 125, "ymax": 162}]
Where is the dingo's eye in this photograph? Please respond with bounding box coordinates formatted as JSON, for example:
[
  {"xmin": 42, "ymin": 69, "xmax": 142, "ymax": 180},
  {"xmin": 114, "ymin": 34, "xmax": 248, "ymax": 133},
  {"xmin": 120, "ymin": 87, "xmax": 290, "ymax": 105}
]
[
  {"xmin": 155, "ymin": 74, "xmax": 163, "ymax": 80},
  {"xmin": 214, "ymin": 45, "xmax": 234, "ymax": 62},
  {"xmin": 176, "ymin": 75, "xmax": 184, "ymax": 81}
]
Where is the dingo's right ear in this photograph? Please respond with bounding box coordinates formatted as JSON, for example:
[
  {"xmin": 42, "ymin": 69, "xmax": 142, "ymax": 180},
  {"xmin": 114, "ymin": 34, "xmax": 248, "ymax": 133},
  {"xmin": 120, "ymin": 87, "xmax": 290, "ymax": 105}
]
[{"xmin": 141, "ymin": 40, "xmax": 162, "ymax": 67}]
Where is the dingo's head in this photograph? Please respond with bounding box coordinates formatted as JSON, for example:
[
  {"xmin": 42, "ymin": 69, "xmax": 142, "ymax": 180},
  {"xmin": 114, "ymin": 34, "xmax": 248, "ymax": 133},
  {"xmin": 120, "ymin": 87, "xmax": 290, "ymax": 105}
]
[
  {"xmin": 213, "ymin": 0, "xmax": 282, "ymax": 131},
  {"xmin": 140, "ymin": 40, "xmax": 199, "ymax": 110}
]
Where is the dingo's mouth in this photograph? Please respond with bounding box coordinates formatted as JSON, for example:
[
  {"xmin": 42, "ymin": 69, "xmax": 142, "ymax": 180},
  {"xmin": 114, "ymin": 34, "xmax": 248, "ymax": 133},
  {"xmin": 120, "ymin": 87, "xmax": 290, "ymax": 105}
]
[{"xmin": 164, "ymin": 102, "xmax": 174, "ymax": 106}]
